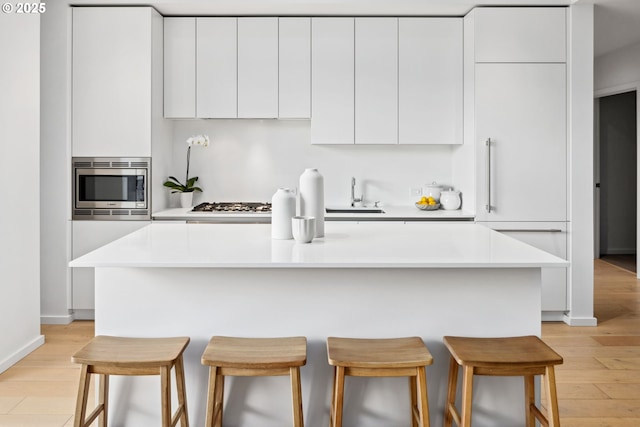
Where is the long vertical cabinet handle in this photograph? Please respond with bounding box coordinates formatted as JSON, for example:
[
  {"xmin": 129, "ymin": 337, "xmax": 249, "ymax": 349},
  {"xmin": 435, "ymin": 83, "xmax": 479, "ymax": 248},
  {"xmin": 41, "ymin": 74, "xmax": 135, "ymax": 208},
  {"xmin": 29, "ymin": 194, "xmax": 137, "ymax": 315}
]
[{"xmin": 485, "ymin": 138, "xmax": 492, "ymax": 213}]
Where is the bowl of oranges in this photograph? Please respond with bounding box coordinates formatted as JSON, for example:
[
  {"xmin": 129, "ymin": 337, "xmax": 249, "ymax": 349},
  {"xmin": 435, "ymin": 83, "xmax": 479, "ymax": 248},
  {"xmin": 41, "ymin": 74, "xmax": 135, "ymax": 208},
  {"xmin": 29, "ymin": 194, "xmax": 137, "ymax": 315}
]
[{"xmin": 415, "ymin": 196, "xmax": 440, "ymax": 210}]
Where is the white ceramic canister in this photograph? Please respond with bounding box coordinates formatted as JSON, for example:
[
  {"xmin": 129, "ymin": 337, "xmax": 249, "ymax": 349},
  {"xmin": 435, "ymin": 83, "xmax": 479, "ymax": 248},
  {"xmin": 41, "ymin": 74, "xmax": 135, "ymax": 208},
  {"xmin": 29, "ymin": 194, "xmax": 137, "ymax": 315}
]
[
  {"xmin": 299, "ymin": 168, "xmax": 325, "ymax": 237},
  {"xmin": 424, "ymin": 182, "xmax": 443, "ymax": 202},
  {"xmin": 271, "ymin": 188, "xmax": 296, "ymax": 239},
  {"xmin": 440, "ymin": 189, "xmax": 461, "ymax": 210}
]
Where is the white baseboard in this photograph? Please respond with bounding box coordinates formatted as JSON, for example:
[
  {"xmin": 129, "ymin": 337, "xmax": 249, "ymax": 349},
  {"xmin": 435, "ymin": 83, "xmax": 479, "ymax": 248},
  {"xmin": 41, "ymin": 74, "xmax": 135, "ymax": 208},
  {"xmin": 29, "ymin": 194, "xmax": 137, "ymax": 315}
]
[
  {"xmin": 542, "ymin": 311, "xmax": 566, "ymax": 322},
  {"xmin": 73, "ymin": 309, "xmax": 95, "ymax": 320},
  {"xmin": 40, "ymin": 314, "xmax": 75, "ymax": 325},
  {"xmin": 563, "ymin": 314, "xmax": 598, "ymax": 326},
  {"xmin": 0, "ymin": 335, "xmax": 45, "ymax": 374}
]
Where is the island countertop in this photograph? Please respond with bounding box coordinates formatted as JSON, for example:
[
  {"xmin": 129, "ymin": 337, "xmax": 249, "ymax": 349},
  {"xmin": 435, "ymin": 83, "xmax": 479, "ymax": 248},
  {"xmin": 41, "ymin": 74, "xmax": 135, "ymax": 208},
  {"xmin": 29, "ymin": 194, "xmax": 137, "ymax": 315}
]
[{"xmin": 70, "ymin": 222, "xmax": 567, "ymax": 269}]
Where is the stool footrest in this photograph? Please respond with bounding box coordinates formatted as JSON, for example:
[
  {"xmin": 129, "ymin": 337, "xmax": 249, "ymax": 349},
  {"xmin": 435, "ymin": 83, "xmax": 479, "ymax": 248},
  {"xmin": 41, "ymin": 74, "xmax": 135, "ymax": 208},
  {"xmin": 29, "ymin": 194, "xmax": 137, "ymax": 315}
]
[
  {"xmin": 79, "ymin": 404, "xmax": 104, "ymax": 427},
  {"xmin": 170, "ymin": 404, "xmax": 186, "ymax": 427}
]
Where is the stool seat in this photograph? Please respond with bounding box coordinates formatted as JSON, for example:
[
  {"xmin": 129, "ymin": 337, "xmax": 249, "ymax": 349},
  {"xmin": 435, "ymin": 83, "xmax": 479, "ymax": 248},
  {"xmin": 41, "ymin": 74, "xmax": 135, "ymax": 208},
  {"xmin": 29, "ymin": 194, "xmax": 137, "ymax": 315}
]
[
  {"xmin": 72, "ymin": 335, "xmax": 190, "ymax": 427},
  {"xmin": 327, "ymin": 337, "xmax": 432, "ymax": 427},
  {"xmin": 327, "ymin": 336, "xmax": 433, "ymax": 369},
  {"xmin": 443, "ymin": 335, "xmax": 563, "ymax": 427},
  {"xmin": 73, "ymin": 336, "xmax": 190, "ymax": 371},
  {"xmin": 202, "ymin": 336, "xmax": 306, "ymax": 370},
  {"xmin": 201, "ymin": 336, "xmax": 307, "ymax": 427},
  {"xmin": 444, "ymin": 335, "xmax": 563, "ymax": 368}
]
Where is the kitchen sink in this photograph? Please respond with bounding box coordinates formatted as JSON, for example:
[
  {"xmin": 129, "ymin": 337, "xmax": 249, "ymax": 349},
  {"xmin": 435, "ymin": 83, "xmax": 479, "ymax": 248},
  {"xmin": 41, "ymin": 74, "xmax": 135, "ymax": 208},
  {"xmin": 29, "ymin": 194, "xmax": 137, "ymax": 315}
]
[{"xmin": 325, "ymin": 208, "xmax": 385, "ymax": 214}]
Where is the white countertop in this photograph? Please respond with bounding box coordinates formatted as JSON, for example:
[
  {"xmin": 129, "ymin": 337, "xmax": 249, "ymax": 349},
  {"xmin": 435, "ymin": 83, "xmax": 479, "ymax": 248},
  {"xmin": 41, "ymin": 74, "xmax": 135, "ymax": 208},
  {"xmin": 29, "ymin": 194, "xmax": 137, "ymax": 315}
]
[
  {"xmin": 70, "ymin": 222, "xmax": 568, "ymax": 269},
  {"xmin": 152, "ymin": 205, "xmax": 475, "ymax": 222}
]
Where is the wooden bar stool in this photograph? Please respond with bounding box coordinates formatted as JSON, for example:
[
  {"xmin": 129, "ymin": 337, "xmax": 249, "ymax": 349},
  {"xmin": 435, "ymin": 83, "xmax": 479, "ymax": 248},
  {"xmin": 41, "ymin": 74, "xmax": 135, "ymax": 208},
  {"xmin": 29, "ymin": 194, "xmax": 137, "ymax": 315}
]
[
  {"xmin": 71, "ymin": 335, "xmax": 190, "ymax": 427},
  {"xmin": 443, "ymin": 335, "xmax": 563, "ymax": 427},
  {"xmin": 326, "ymin": 336, "xmax": 433, "ymax": 427},
  {"xmin": 201, "ymin": 336, "xmax": 307, "ymax": 427}
]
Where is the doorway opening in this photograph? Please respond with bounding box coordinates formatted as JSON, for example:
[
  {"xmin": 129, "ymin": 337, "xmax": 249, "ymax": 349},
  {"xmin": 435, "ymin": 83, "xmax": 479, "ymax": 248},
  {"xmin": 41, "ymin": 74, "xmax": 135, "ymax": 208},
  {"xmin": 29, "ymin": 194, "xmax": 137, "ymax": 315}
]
[{"xmin": 595, "ymin": 90, "xmax": 637, "ymax": 274}]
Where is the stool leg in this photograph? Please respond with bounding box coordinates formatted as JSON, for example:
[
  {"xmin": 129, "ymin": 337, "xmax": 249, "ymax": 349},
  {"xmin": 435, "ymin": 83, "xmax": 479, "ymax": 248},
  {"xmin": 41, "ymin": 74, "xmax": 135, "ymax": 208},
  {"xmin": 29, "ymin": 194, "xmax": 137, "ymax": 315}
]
[
  {"xmin": 73, "ymin": 365, "xmax": 91, "ymax": 427},
  {"xmin": 174, "ymin": 355, "xmax": 189, "ymax": 427},
  {"xmin": 416, "ymin": 366, "xmax": 430, "ymax": 427},
  {"xmin": 99, "ymin": 374, "xmax": 108, "ymax": 427},
  {"xmin": 409, "ymin": 375, "xmax": 418, "ymax": 427},
  {"xmin": 290, "ymin": 366, "xmax": 304, "ymax": 427},
  {"xmin": 331, "ymin": 366, "xmax": 346, "ymax": 427},
  {"xmin": 524, "ymin": 375, "xmax": 535, "ymax": 427},
  {"xmin": 161, "ymin": 365, "xmax": 172, "ymax": 427},
  {"xmin": 214, "ymin": 371, "xmax": 224, "ymax": 427},
  {"xmin": 544, "ymin": 366, "xmax": 561, "ymax": 427},
  {"xmin": 460, "ymin": 366, "xmax": 474, "ymax": 427},
  {"xmin": 444, "ymin": 357, "xmax": 459, "ymax": 427}
]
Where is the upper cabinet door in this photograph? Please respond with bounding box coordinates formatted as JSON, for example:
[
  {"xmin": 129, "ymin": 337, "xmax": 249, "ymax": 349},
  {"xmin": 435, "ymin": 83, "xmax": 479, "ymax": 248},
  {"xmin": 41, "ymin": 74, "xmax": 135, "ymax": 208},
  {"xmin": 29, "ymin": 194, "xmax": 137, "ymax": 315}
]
[
  {"xmin": 197, "ymin": 18, "xmax": 238, "ymax": 118},
  {"xmin": 311, "ymin": 18, "xmax": 355, "ymax": 144},
  {"xmin": 237, "ymin": 18, "xmax": 278, "ymax": 118},
  {"xmin": 355, "ymin": 18, "xmax": 398, "ymax": 145},
  {"xmin": 399, "ymin": 18, "xmax": 462, "ymax": 145},
  {"xmin": 474, "ymin": 7, "xmax": 566, "ymax": 63},
  {"xmin": 279, "ymin": 18, "xmax": 311, "ymax": 119},
  {"xmin": 73, "ymin": 7, "xmax": 154, "ymax": 156},
  {"xmin": 164, "ymin": 18, "xmax": 196, "ymax": 119}
]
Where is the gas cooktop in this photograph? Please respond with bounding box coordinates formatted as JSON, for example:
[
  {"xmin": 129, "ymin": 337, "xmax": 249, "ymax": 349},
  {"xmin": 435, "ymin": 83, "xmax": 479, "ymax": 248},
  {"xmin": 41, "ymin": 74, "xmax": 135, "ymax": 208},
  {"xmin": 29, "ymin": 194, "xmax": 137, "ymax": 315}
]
[{"xmin": 191, "ymin": 202, "xmax": 272, "ymax": 213}]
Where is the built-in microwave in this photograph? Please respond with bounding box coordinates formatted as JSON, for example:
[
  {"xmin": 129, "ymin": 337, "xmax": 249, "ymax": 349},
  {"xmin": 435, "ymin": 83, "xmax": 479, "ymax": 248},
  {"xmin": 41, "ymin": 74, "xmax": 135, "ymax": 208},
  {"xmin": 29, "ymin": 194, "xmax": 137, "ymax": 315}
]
[{"xmin": 72, "ymin": 157, "xmax": 150, "ymax": 220}]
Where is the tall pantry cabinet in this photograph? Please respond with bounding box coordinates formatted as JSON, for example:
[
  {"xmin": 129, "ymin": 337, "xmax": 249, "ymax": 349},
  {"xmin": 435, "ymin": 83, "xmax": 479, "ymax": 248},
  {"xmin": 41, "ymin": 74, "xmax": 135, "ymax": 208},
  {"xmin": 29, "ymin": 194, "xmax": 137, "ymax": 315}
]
[
  {"xmin": 71, "ymin": 7, "xmax": 168, "ymax": 319},
  {"xmin": 467, "ymin": 8, "xmax": 569, "ymax": 317}
]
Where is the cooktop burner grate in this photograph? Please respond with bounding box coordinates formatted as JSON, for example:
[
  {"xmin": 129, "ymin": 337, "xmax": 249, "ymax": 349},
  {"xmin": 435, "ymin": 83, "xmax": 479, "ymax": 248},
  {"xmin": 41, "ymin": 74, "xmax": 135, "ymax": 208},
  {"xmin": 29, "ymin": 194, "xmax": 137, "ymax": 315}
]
[{"xmin": 192, "ymin": 202, "xmax": 272, "ymax": 213}]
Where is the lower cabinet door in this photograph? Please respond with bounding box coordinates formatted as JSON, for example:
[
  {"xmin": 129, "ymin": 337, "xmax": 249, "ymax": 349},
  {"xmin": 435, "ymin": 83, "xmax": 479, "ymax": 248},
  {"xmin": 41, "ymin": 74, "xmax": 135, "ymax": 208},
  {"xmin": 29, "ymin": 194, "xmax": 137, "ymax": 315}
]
[
  {"xmin": 481, "ymin": 222, "xmax": 568, "ymax": 312},
  {"xmin": 71, "ymin": 221, "xmax": 149, "ymax": 317}
]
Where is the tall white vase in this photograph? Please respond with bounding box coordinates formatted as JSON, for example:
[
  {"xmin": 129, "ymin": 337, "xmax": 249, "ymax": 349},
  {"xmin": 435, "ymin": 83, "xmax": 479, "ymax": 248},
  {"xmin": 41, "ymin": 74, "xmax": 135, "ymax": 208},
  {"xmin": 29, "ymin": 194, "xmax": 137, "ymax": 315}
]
[
  {"xmin": 299, "ymin": 168, "xmax": 324, "ymax": 237},
  {"xmin": 271, "ymin": 188, "xmax": 296, "ymax": 239}
]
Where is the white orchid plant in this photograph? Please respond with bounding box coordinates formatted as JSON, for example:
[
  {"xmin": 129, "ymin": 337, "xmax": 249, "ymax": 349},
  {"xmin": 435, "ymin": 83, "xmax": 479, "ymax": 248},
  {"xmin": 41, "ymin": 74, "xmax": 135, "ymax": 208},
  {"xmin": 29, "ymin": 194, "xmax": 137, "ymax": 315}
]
[{"xmin": 163, "ymin": 135, "xmax": 210, "ymax": 193}]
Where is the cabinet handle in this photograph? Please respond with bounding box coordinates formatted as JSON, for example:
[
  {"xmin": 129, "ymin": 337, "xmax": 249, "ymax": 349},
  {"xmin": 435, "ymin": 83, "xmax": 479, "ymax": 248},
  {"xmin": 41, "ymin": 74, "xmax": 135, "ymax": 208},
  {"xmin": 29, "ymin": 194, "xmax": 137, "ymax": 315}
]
[
  {"xmin": 485, "ymin": 138, "xmax": 492, "ymax": 213},
  {"xmin": 494, "ymin": 229, "xmax": 563, "ymax": 233}
]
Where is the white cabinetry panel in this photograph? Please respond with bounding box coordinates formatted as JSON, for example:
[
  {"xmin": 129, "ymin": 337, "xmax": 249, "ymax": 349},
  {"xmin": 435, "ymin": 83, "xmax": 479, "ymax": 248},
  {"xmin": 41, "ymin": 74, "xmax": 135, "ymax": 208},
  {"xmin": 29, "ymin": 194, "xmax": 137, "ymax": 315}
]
[
  {"xmin": 279, "ymin": 18, "xmax": 311, "ymax": 119},
  {"xmin": 238, "ymin": 18, "xmax": 278, "ymax": 118},
  {"xmin": 163, "ymin": 18, "xmax": 196, "ymax": 118},
  {"xmin": 197, "ymin": 18, "xmax": 237, "ymax": 118},
  {"xmin": 311, "ymin": 18, "xmax": 355, "ymax": 144},
  {"xmin": 399, "ymin": 18, "xmax": 462, "ymax": 145},
  {"xmin": 484, "ymin": 222, "xmax": 568, "ymax": 312},
  {"xmin": 72, "ymin": 221, "xmax": 148, "ymax": 317},
  {"xmin": 355, "ymin": 18, "xmax": 398, "ymax": 144},
  {"xmin": 474, "ymin": 7, "xmax": 566, "ymax": 63},
  {"xmin": 72, "ymin": 7, "xmax": 153, "ymax": 156},
  {"xmin": 475, "ymin": 63, "xmax": 567, "ymax": 222}
]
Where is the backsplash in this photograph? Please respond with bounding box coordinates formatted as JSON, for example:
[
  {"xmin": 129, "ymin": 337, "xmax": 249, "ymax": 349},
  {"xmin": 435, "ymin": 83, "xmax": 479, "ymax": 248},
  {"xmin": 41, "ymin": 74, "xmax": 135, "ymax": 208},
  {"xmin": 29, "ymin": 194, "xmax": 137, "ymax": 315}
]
[{"xmin": 167, "ymin": 119, "xmax": 456, "ymax": 207}]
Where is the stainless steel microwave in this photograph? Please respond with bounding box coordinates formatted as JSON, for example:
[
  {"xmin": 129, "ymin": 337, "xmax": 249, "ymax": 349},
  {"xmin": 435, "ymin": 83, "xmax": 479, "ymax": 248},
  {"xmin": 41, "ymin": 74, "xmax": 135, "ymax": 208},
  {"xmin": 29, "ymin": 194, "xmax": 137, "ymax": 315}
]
[{"xmin": 72, "ymin": 157, "xmax": 150, "ymax": 220}]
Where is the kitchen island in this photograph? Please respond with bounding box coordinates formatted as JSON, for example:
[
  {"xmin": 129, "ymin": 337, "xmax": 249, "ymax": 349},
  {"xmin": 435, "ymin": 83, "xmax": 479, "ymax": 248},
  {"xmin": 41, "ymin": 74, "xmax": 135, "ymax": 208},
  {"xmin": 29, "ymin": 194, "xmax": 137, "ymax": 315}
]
[{"xmin": 70, "ymin": 222, "xmax": 567, "ymax": 427}]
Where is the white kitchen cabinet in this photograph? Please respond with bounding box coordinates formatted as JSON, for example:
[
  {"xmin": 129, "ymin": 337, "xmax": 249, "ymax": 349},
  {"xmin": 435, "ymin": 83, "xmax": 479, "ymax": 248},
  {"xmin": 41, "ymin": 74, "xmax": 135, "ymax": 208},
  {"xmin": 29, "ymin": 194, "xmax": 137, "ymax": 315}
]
[
  {"xmin": 238, "ymin": 18, "xmax": 278, "ymax": 118},
  {"xmin": 164, "ymin": 18, "xmax": 196, "ymax": 118},
  {"xmin": 398, "ymin": 18, "xmax": 463, "ymax": 145},
  {"xmin": 483, "ymin": 222, "xmax": 568, "ymax": 313},
  {"xmin": 311, "ymin": 18, "xmax": 355, "ymax": 144},
  {"xmin": 279, "ymin": 18, "xmax": 311, "ymax": 119},
  {"xmin": 72, "ymin": 7, "xmax": 158, "ymax": 156},
  {"xmin": 355, "ymin": 18, "xmax": 398, "ymax": 145},
  {"xmin": 473, "ymin": 7, "xmax": 566, "ymax": 63},
  {"xmin": 475, "ymin": 63, "xmax": 567, "ymax": 222},
  {"xmin": 197, "ymin": 18, "xmax": 238, "ymax": 118},
  {"xmin": 71, "ymin": 221, "xmax": 149, "ymax": 318}
]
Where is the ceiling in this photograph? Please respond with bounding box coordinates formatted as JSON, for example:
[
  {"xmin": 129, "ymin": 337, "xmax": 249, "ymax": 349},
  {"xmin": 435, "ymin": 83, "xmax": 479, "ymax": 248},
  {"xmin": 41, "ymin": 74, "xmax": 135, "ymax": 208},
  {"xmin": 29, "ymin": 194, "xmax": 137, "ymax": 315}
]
[
  {"xmin": 71, "ymin": 0, "xmax": 640, "ymax": 57},
  {"xmin": 592, "ymin": 0, "xmax": 640, "ymax": 57}
]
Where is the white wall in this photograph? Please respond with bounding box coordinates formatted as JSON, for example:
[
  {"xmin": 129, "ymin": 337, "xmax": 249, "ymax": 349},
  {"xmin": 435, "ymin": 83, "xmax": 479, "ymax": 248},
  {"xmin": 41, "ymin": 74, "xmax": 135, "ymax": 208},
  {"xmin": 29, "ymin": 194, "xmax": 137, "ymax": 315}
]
[
  {"xmin": 0, "ymin": 11, "xmax": 45, "ymax": 372},
  {"xmin": 40, "ymin": 1, "xmax": 73, "ymax": 324},
  {"xmin": 165, "ymin": 120, "xmax": 457, "ymax": 208}
]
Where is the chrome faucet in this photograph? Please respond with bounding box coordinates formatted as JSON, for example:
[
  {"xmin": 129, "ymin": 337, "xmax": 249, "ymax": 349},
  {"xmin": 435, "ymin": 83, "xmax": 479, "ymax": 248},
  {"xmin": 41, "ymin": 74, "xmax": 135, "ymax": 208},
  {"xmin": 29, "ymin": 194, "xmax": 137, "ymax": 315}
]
[{"xmin": 350, "ymin": 177, "xmax": 363, "ymax": 207}]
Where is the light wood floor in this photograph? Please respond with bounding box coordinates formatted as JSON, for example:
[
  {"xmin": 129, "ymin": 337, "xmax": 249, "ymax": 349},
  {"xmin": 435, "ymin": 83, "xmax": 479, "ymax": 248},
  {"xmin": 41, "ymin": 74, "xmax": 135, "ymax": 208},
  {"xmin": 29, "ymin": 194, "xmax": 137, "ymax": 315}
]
[{"xmin": 0, "ymin": 259, "xmax": 638, "ymax": 426}]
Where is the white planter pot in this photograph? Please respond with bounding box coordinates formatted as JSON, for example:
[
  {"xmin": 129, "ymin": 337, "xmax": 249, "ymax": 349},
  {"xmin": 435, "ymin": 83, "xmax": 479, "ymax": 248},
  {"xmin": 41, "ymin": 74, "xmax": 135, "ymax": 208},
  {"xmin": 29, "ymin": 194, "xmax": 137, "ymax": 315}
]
[{"xmin": 179, "ymin": 192, "xmax": 194, "ymax": 208}]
